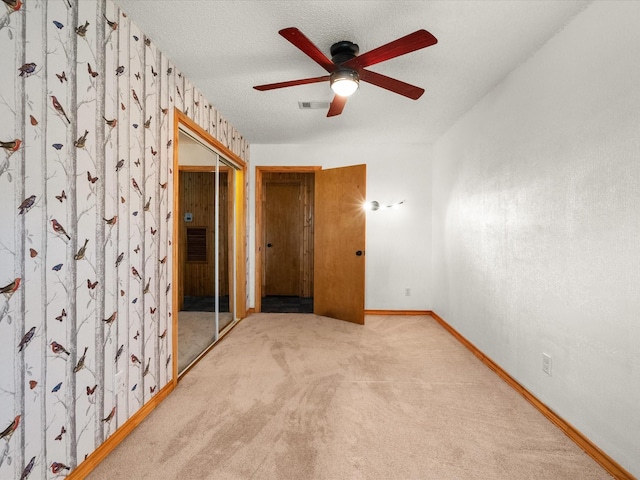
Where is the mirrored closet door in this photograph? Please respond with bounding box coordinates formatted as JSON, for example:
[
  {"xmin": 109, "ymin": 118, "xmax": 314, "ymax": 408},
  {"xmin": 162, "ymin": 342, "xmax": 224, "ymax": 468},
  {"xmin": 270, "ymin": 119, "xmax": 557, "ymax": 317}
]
[{"xmin": 176, "ymin": 129, "xmax": 239, "ymax": 374}]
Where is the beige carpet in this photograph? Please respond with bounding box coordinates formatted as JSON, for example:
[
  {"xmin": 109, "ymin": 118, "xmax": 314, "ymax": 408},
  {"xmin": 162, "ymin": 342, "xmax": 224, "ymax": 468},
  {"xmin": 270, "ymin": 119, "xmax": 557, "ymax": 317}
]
[{"xmin": 89, "ymin": 314, "xmax": 610, "ymax": 479}]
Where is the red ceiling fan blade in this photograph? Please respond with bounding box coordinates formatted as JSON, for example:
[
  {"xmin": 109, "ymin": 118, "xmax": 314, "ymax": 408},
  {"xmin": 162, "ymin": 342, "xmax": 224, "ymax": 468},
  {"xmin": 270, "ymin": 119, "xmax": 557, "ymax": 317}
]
[
  {"xmin": 253, "ymin": 75, "xmax": 330, "ymax": 91},
  {"xmin": 343, "ymin": 30, "xmax": 437, "ymax": 70},
  {"xmin": 327, "ymin": 95, "xmax": 347, "ymax": 117},
  {"xmin": 279, "ymin": 27, "xmax": 336, "ymax": 73},
  {"xmin": 359, "ymin": 69, "xmax": 424, "ymax": 100}
]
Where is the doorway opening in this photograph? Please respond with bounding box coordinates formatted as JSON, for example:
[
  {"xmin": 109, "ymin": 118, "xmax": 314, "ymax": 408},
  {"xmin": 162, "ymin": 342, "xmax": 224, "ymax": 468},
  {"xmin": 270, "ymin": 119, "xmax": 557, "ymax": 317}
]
[{"xmin": 255, "ymin": 168, "xmax": 319, "ymax": 313}]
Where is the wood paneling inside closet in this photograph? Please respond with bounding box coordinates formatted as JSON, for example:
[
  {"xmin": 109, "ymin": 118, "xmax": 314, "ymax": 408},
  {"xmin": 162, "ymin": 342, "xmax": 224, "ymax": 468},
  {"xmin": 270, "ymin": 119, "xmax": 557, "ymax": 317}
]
[{"xmin": 179, "ymin": 170, "xmax": 229, "ymax": 298}]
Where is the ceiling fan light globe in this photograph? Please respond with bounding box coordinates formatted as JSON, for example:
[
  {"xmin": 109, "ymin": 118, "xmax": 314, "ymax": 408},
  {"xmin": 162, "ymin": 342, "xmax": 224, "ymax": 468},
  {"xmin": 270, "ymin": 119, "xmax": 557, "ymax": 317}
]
[
  {"xmin": 331, "ymin": 78, "xmax": 359, "ymax": 97},
  {"xmin": 330, "ymin": 69, "xmax": 360, "ymax": 97}
]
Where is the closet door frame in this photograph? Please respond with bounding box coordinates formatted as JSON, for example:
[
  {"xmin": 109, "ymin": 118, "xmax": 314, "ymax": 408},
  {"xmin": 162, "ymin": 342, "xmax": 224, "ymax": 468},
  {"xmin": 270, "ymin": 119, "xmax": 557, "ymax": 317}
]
[{"xmin": 172, "ymin": 109, "xmax": 246, "ymax": 382}]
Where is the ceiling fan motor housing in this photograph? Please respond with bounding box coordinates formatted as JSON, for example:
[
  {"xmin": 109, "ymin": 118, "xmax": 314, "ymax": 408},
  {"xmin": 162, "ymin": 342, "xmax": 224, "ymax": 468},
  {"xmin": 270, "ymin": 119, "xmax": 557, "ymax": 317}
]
[{"xmin": 330, "ymin": 40, "xmax": 359, "ymax": 64}]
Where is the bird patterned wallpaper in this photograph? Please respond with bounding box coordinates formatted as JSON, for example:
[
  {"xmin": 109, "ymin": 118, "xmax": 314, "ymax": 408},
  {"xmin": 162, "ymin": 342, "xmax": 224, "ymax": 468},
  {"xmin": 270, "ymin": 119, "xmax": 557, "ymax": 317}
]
[{"xmin": 0, "ymin": 0, "xmax": 249, "ymax": 478}]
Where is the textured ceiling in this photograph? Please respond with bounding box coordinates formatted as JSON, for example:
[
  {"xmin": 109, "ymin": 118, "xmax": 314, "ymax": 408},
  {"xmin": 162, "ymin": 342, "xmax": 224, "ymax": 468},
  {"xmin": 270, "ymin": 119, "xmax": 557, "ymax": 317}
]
[{"xmin": 114, "ymin": 0, "xmax": 591, "ymax": 145}]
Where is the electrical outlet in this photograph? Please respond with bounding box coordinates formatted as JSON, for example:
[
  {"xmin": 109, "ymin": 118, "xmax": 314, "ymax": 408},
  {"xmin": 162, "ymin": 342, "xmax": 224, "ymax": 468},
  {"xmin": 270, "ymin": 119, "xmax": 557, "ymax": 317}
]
[
  {"xmin": 405, "ymin": 288, "xmax": 411, "ymax": 296},
  {"xmin": 542, "ymin": 353, "xmax": 552, "ymax": 376}
]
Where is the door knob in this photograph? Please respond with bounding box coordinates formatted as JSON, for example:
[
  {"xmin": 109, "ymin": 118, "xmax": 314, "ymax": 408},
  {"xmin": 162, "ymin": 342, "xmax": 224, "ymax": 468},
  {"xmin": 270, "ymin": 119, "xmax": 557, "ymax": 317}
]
[
  {"xmin": 267, "ymin": 243, "xmax": 273, "ymax": 248},
  {"xmin": 356, "ymin": 250, "xmax": 364, "ymax": 256}
]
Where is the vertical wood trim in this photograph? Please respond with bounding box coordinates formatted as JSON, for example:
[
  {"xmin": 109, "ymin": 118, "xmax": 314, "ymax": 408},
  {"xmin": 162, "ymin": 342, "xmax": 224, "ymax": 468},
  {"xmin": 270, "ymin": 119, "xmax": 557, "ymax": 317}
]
[
  {"xmin": 254, "ymin": 168, "xmax": 263, "ymax": 312},
  {"xmin": 171, "ymin": 111, "xmax": 180, "ymax": 388},
  {"xmin": 235, "ymin": 168, "xmax": 246, "ymax": 318}
]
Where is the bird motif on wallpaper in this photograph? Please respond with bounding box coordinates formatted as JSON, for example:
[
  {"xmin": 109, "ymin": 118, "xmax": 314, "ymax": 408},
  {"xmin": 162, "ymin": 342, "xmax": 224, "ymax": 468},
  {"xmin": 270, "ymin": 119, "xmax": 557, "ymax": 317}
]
[
  {"xmin": 50, "ymin": 341, "xmax": 70, "ymax": 356},
  {"xmin": 131, "ymin": 354, "xmax": 141, "ymax": 365},
  {"xmin": 115, "ymin": 158, "xmax": 124, "ymax": 171},
  {"xmin": 115, "ymin": 251, "xmax": 124, "ymax": 267},
  {"xmin": 143, "ymin": 359, "xmax": 150, "ymax": 376},
  {"xmin": 103, "ymin": 14, "xmax": 117, "ymax": 30},
  {"xmin": 17, "ymin": 195, "xmax": 36, "ymax": 214},
  {"xmin": 166, "ymin": 283, "xmax": 171, "ymax": 295},
  {"xmin": 52, "ymin": 263, "xmax": 63, "ymax": 271},
  {"xmin": 1, "ymin": 139, "xmax": 21, "ymax": 154},
  {"xmin": 131, "ymin": 177, "xmax": 142, "ymax": 196},
  {"xmin": 55, "ymin": 71, "xmax": 67, "ymax": 83},
  {"xmin": 87, "ymin": 62, "xmax": 98, "ymax": 78},
  {"xmin": 159, "ymin": 329, "xmax": 167, "ymax": 339},
  {"xmin": 166, "ymin": 354, "xmax": 171, "ymax": 368},
  {"xmin": 29, "ymin": 248, "xmax": 37, "ymax": 258},
  {"xmin": 52, "ymin": 143, "xmax": 63, "ymax": 150},
  {"xmin": 159, "ymin": 255, "xmax": 167, "ymax": 264},
  {"xmin": 17, "ymin": 326, "xmax": 35, "ymax": 352},
  {"xmin": 0, "ymin": 415, "xmax": 20, "ymax": 441},
  {"xmin": 51, "ymin": 382, "xmax": 62, "ymax": 393},
  {"xmin": 131, "ymin": 266, "xmax": 142, "ymax": 281},
  {"xmin": 166, "ymin": 212, "xmax": 172, "ymax": 221},
  {"xmin": 20, "ymin": 456, "xmax": 35, "ymax": 480},
  {"xmin": 18, "ymin": 62, "xmax": 36, "ymax": 77},
  {"xmin": 3, "ymin": 0, "xmax": 22, "ymax": 13},
  {"xmin": 115, "ymin": 344, "xmax": 124, "ymax": 362},
  {"xmin": 74, "ymin": 346, "xmax": 88, "ymax": 373},
  {"xmin": 103, "ymin": 311, "xmax": 117, "ymax": 325},
  {"xmin": 54, "ymin": 425, "xmax": 66, "ymax": 441},
  {"xmin": 1, "ymin": 277, "xmax": 20, "ymax": 298},
  {"xmin": 144, "ymin": 196, "xmax": 151, "ymax": 211},
  {"xmin": 30, "ymin": 114, "xmax": 38, "ymax": 125},
  {"xmin": 104, "ymin": 214, "xmax": 117, "ymax": 225},
  {"xmin": 74, "ymin": 129, "xmax": 89, "ymax": 148},
  {"xmin": 75, "ymin": 20, "xmax": 89, "ymax": 37},
  {"xmin": 51, "ymin": 96, "xmax": 70, "ymax": 124},
  {"xmin": 131, "ymin": 88, "xmax": 141, "ymax": 109},
  {"xmin": 104, "ymin": 117, "xmax": 117, "ymax": 128},
  {"xmin": 74, "ymin": 238, "xmax": 89, "ymax": 260},
  {"xmin": 50, "ymin": 462, "xmax": 70, "ymax": 474},
  {"xmin": 102, "ymin": 406, "xmax": 116, "ymax": 423},
  {"xmin": 29, "ymin": 380, "xmax": 37, "ymax": 389},
  {"xmin": 143, "ymin": 277, "xmax": 151, "ymax": 294},
  {"xmin": 144, "ymin": 116, "xmax": 152, "ymax": 129},
  {"xmin": 51, "ymin": 219, "xmax": 70, "ymax": 240}
]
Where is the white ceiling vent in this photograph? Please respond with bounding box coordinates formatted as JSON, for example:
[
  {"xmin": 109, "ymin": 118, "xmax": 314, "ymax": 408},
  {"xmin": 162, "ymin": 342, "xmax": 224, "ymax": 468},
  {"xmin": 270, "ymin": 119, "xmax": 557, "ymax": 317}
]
[{"xmin": 298, "ymin": 101, "xmax": 330, "ymax": 110}]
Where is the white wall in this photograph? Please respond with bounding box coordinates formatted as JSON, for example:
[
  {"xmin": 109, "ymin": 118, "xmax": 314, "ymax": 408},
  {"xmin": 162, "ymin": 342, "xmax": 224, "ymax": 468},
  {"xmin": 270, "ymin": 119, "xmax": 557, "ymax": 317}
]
[
  {"xmin": 432, "ymin": 1, "xmax": 640, "ymax": 475},
  {"xmin": 249, "ymin": 143, "xmax": 432, "ymax": 311}
]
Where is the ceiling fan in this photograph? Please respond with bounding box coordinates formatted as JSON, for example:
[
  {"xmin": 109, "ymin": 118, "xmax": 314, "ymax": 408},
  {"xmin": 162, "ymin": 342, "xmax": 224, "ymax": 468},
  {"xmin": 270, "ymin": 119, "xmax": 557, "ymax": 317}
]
[{"xmin": 253, "ymin": 27, "xmax": 438, "ymax": 117}]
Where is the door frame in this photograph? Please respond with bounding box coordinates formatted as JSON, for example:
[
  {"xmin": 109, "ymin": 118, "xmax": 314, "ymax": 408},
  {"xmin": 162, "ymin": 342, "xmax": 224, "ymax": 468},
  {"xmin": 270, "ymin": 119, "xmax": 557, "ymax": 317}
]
[
  {"xmin": 255, "ymin": 166, "xmax": 320, "ymax": 312},
  {"xmin": 172, "ymin": 109, "xmax": 247, "ymax": 382}
]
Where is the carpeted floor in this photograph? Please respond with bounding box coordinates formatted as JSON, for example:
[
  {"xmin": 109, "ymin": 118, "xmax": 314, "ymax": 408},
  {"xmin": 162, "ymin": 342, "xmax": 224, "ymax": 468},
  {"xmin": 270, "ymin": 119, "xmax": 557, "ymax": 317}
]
[{"xmin": 89, "ymin": 314, "xmax": 610, "ymax": 480}]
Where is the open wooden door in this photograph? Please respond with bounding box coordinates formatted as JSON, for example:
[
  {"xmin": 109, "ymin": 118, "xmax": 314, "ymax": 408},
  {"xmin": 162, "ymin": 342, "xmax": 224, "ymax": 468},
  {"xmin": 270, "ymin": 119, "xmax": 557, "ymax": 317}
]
[{"xmin": 314, "ymin": 164, "xmax": 366, "ymax": 324}]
